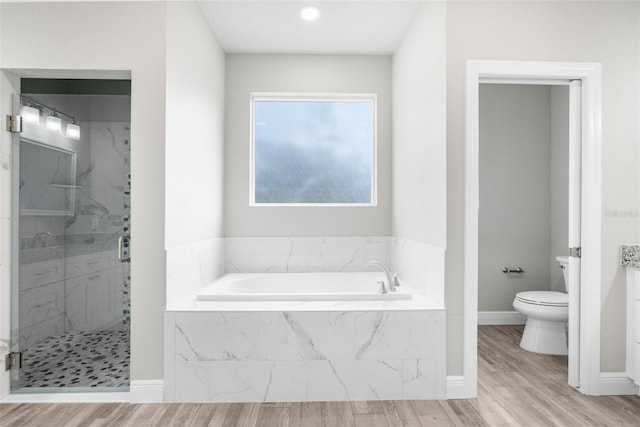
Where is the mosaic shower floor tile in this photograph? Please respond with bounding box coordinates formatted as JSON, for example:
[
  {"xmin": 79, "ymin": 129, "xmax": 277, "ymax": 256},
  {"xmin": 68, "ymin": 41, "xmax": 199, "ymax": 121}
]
[{"xmin": 18, "ymin": 330, "xmax": 129, "ymax": 389}]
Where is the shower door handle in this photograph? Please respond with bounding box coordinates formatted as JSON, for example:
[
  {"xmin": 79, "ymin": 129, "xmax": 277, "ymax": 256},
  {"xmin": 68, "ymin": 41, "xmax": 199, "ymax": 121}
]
[{"xmin": 118, "ymin": 235, "xmax": 131, "ymax": 262}]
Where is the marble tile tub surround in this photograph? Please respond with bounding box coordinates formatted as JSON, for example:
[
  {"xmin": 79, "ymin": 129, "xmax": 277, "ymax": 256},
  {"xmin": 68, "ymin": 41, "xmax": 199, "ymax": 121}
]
[
  {"xmin": 166, "ymin": 238, "xmax": 225, "ymax": 308},
  {"xmin": 224, "ymin": 236, "xmax": 390, "ymax": 274},
  {"xmin": 165, "ymin": 237, "xmax": 446, "ymax": 402},
  {"xmin": 167, "ymin": 236, "xmax": 445, "ymax": 306},
  {"xmin": 164, "ymin": 309, "xmax": 446, "ymax": 402},
  {"xmin": 223, "ymin": 236, "xmax": 444, "ymax": 300},
  {"xmin": 390, "ymin": 237, "xmax": 445, "ymax": 306},
  {"xmin": 621, "ymin": 244, "xmax": 640, "ymax": 268}
]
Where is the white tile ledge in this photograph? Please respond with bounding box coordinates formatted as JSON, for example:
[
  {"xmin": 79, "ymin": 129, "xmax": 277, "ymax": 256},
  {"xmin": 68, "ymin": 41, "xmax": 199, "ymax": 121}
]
[{"xmin": 167, "ymin": 292, "xmax": 443, "ymax": 312}]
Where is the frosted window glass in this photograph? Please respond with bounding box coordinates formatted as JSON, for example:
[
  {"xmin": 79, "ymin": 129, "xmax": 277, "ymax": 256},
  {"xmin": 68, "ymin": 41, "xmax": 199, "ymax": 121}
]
[{"xmin": 253, "ymin": 98, "xmax": 374, "ymax": 204}]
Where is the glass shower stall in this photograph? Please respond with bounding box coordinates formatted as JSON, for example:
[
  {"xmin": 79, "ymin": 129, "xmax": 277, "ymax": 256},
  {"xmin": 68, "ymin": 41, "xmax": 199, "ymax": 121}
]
[{"xmin": 10, "ymin": 80, "xmax": 131, "ymax": 392}]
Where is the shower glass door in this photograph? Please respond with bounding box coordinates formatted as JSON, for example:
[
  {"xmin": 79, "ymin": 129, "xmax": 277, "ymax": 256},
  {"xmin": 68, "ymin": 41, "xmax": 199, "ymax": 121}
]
[{"xmin": 10, "ymin": 82, "xmax": 131, "ymax": 392}]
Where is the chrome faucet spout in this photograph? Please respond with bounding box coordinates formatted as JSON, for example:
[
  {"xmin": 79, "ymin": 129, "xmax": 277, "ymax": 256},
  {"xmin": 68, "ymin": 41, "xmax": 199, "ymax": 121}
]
[
  {"xmin": 33, "ymin": 231, "xmax": 52, "ymax": 248},
  {"xmin": 366, "ymin": 260, "xmax": 397, "ymax": 293}
]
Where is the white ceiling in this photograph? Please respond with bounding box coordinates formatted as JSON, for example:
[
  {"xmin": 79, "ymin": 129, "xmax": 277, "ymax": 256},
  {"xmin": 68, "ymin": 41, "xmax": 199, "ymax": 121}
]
[{"xmin": 198, "ymin": 1, "xmax": 424, "ymax": 55}]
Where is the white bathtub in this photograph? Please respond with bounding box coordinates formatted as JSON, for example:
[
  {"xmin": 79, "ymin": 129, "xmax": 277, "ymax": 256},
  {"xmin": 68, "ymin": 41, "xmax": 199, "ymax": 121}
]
[{"xmin": 196, "ymin": 272, "xmax": 412, "ymax": 301}]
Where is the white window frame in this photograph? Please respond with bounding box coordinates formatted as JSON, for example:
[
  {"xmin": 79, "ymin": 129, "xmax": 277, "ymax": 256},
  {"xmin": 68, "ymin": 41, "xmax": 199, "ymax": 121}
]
[{"xmin": 249, "ymin": 92, "xmax": 378, "ymax": 207}]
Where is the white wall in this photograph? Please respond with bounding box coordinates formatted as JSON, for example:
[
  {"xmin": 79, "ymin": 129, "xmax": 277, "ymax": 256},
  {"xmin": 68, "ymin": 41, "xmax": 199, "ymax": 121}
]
[
  {"xmin": 0, "ymin": 1, "xmax": 167, "ymax": 386},
  {"xmin": 165, "ymin": 1, "xmax": 225, "ymax": 248},
  {"xmin": 164, "ymin": 2, "xmax": 226, "ymax": 306},
  {"xmin": 224, "ymin": 54, "xmax": 392, "ymax": 237},
  {"xmin": 447, "ymin": 1, "xmax": 640, "ymax": 374},
  {"xmin": 478, "ymin": 84, "xmax": 552, "ymax": 312},
  {"xmin": 550, "ymin": 86, "xmax": 570, "ymax": 291},
  {"xmin": 391, "ymin": 1, "xmax": 447, "ymax": 249}
]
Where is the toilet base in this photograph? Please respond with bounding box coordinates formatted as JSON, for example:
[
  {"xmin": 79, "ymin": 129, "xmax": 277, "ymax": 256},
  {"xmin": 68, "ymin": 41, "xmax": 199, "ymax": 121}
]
[{"xmin": 519, "ymin": 318, "xmax": 567, "ymax": 355}]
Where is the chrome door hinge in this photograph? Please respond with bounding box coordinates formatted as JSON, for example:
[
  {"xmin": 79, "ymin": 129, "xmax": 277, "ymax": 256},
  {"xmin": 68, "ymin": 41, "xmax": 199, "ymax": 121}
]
[
  {"xmin": 569, "ymin": 247, "xmax": 582, "ymax": 258},
  {"xmin": 6, "ymin": 114, "xmax": 22, "ymax": 133},
  {"xmin": 4, "ymin": 352, "xmax": 22, "ymax": 371}
]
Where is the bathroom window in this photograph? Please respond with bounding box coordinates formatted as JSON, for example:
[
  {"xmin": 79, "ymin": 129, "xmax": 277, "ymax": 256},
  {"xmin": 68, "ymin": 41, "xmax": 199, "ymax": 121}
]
[{"xmin": 250, "ymin": 93, "xmax": 377, "ymax": 205}]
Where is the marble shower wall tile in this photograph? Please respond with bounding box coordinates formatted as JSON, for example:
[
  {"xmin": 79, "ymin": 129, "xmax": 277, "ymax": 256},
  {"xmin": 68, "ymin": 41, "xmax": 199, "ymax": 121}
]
[
  {"xmin": 391, "ymin": 237, "xmax": 445, "ymax": 305},
  {"xmin": 0, "ymin": 133, "xmax": 11, "ymax": 220},
  {"xmin": 225, "ymin": 236, "xmax": 390, "ymax": 274},
  {"xmin": 67, "ymin": 121, "xmax": 130, "ymax": 236},
  {"xmin": 166, "ymin": 238, "xmax": 224, "ymax": 308}
]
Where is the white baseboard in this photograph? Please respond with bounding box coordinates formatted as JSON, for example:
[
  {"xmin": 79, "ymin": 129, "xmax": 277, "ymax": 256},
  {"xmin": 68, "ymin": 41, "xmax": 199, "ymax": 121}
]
[
  {"xmin": 599, "ymin": 373, "xmax": 639, "ymax": 396},
  {"xmin": 446, "ymin": 375, "xmax": 475, "ymax": 399},
  {"xmin": 130, "ymin": 379, "xmax": 164, "ymax": 403},
  {"xmin": 478, "ymin": 311, "xmax": 526, "ymax": 325}
]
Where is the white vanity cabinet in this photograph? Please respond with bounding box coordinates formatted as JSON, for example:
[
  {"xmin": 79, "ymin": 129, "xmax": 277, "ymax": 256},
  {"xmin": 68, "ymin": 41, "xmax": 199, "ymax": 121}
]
[
  {"xmin": 628, "ymin": 267, "xmax": 640, "ymax": 388},
  {"xmin": 18, "ymin": 257, "xmax": 66, "ymax": 349},
  {"xmin": 623, "ymin": 244, "xmax": 640, "ymax": 392},
  {"xmin": 64, "ymin": 251, "xmax": 120, "ymax": 332}
]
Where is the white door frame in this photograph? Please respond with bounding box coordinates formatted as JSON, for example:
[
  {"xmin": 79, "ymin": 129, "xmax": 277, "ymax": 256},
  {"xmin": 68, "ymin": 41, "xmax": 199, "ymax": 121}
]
[{"xmin": 463, "ymin": 60, "xmax": 602, "ymax": 397}]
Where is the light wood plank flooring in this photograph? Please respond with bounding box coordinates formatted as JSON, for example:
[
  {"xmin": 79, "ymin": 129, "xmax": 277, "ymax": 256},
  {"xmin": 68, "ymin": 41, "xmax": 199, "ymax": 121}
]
[{"xmin": 2, "ymin": 325, "xmax": 639, "ymax": 426}]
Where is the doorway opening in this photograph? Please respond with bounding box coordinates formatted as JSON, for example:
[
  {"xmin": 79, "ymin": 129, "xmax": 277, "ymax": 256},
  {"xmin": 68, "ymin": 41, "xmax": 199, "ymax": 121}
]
[
  {"xmin": 463, "ymin": 61, "xmax": 602, "ymax": 398},
  {"xmin": 478, "ymin": 82, "xmax": 573, "ymax": 388},
  {"xmin": 9, "ymin": 78, "xmax": 131, "ymax": 393}
]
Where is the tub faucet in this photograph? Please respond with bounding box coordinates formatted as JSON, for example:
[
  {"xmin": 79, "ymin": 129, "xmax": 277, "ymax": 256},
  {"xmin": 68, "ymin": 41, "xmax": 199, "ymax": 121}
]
[{"xmin": 367, "ymin": 261, "xmax": 399, "ymax": 293}]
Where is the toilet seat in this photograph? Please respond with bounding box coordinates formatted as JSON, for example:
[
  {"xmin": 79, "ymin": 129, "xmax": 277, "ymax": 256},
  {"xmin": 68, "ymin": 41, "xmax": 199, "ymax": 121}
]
[{"xmin": 515, "ymin": 291, "xmax": 568, "ymax": 307}]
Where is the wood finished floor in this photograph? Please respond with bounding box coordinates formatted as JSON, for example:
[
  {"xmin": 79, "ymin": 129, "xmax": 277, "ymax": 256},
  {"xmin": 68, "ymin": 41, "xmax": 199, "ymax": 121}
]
[{"xmin": 1, "ymin": 325, "xmax": 639, "ymax": 426}]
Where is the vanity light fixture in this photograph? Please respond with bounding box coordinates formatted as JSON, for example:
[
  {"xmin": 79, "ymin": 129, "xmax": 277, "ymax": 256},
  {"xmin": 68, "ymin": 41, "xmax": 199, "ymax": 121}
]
[
  {"xmin": 299, "ymin": 6, "xmax": 320, "ymax": 21},
  {"xmin": 21, "ymin": 96, "xmax": 80, "ymax": 138},
  {"xmin": 66, "ymin": 122, "xmax": 81, "ymax": 140},
  {"xmin": 21, "ymin": 105, "xmax": 40, "ymax": 125},
  {"xmin": 46, "ymin": 114, "xmax": 62, "ymax": 133}
]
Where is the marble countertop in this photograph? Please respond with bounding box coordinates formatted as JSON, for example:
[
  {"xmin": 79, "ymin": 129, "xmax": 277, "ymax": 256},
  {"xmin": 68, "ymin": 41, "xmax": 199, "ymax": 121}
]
[
  {"xmin": 621, "ymin": 244, "xmax": 640, "ymax": 268},
  {"xmin": 20, "ymin": 233, "xmax": 119, "ymax": 265}
]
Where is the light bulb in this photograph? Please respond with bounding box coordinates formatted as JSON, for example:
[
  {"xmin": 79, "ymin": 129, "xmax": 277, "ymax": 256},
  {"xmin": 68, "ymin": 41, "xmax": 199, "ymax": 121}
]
[
  {"xmin": 46, "ymin": 115, "xmax": 62, "ymax": 133},
  {"xmin": 21, "ymin": 105, "xmax": 40, "ymax": 125},
  {"xmin": 299, "ymin": 6, "xmax": 320, "ymax": 21},
  {"xmin": 66, "ymin": 123, "xmax": 81, "ymax": 140}
]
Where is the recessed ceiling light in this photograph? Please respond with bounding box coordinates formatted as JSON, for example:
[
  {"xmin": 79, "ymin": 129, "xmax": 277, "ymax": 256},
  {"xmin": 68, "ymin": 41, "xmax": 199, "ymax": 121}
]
[{"xmin": 299, "ymin": 6, "xmax": 320, "ymax": 22}]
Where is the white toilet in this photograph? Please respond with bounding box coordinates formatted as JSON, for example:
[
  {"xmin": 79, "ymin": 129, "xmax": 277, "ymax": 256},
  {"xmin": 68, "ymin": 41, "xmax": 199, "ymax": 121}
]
[{"xmin": 512, "ymin": 256, "xmax": 569, "ymax": 355}]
